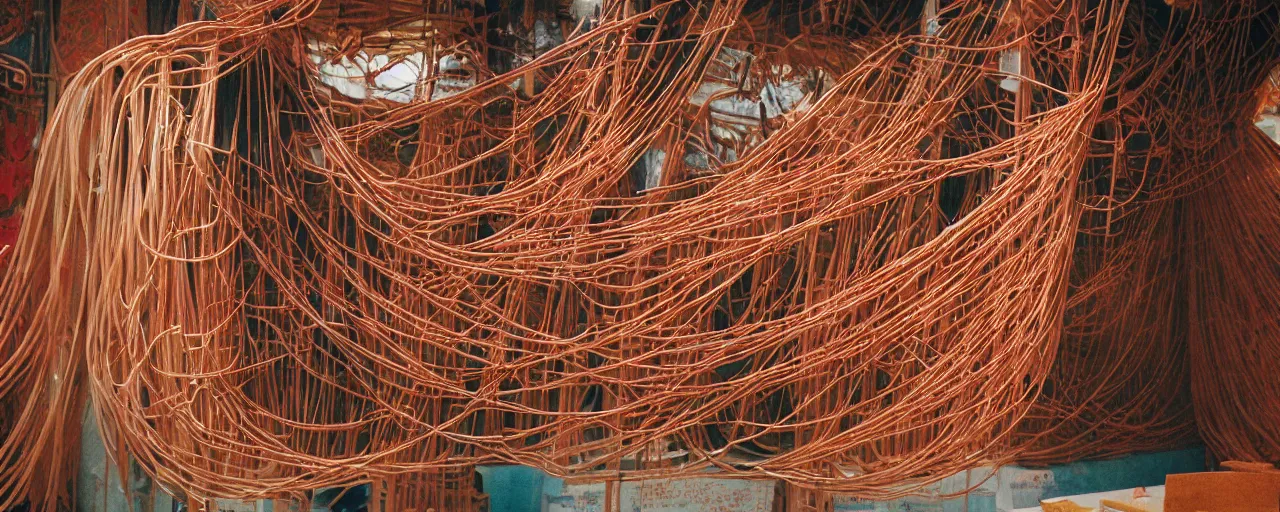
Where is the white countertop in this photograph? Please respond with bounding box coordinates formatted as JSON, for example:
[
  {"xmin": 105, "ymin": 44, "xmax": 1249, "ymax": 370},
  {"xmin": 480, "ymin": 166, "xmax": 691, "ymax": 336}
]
[{"xmin": 1012, "ymin": 485, "xmax": 1164, "ymax": 512}]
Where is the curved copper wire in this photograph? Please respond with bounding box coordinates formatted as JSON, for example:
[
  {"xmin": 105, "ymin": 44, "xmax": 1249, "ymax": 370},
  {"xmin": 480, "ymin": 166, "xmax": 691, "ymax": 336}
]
[{"xmin": 1, "ymin": 0, "xmax": 1278, "ymax": 510}]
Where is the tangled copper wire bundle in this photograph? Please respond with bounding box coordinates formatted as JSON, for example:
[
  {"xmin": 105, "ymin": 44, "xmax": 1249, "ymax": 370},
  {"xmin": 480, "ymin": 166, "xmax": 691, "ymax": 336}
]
[{"xmin": 1, "ymin": 0, "xmax": 1279, "ymax": 509}]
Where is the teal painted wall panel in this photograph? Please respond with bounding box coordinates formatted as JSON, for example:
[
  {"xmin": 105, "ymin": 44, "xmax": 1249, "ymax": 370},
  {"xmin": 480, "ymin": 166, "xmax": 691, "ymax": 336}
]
[
  {"xmin": 476, "ymin": 465, "xmax": 548, "ymax": 512},
  {"xmin": 1035, "ymin": 446, "xmax": 1205, "ymax": 502},
  {"xmin": 477, "ymin": 447, "xmax": 1205, "ymax": 512}
]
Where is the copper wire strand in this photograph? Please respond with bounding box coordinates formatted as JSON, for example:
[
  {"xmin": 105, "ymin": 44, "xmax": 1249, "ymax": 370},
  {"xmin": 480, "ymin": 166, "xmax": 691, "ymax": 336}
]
[{"xmin": 1, "ymin": 0, "xmax": 1279, "ymax": 510}]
